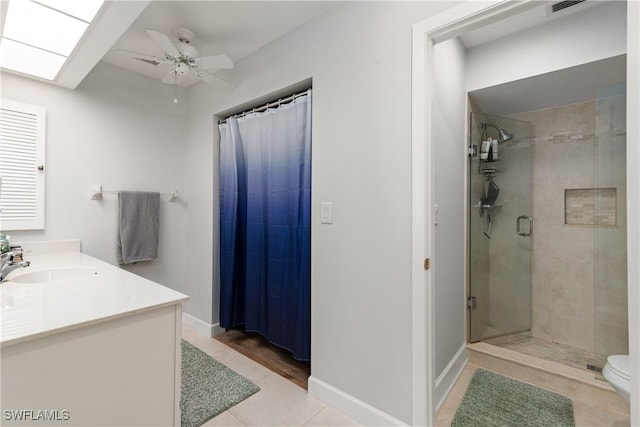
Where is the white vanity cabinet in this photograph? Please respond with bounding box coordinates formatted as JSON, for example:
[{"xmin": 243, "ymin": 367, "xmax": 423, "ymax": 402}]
[{"xmin": 1, "ymin": 250, "xmax": 188, "ymax": 426}]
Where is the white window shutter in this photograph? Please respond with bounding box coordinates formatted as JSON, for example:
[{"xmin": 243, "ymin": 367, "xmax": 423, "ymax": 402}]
[{"xmin": 0, "ymin": 100, "xmax": 46, "ymax": 231}]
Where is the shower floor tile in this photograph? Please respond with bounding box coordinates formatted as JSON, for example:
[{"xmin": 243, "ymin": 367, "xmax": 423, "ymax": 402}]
[{"xmin": 484, "ymin": 332, "xmax": 607, "ymax": 372}]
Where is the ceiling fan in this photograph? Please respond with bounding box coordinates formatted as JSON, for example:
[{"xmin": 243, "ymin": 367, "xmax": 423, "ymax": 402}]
[{"xmin": 118, "ymin": 28, "xmax": 233, "ymax": 88}]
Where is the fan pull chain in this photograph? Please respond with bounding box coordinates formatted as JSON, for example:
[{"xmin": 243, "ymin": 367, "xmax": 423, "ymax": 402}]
[{"xmin": 173, "ymin": 72, "xmax": 178, "ymax": 104}]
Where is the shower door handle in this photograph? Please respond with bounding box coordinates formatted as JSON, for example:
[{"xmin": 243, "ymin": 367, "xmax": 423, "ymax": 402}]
[{"xmin": 517, "ymin": 215, "xmax": 533, "ymax": 236}]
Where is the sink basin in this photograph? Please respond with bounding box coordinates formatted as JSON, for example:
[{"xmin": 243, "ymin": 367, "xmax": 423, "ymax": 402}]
[{"xmin": 6, "ymin": 267, "xmax": 103, "ymax": 284}]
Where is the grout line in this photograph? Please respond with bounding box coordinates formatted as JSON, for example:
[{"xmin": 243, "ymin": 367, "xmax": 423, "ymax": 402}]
[
  {"xmin": 229, "ymin": 410, "xmax": 248, "ymax": 427},
  {"xmin": 300, "ymin": 405, "xmax": 329, "ymax": 427}
]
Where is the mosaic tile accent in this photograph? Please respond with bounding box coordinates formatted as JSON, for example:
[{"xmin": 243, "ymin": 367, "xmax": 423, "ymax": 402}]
[{"xmin": 565, "ymin": 188, "xmax": 616, "ymax": 226}]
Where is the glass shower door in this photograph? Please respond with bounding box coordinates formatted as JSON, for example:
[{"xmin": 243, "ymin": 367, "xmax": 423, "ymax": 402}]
[
  {"xmin": 468, "ymin": 112, "xmax": 533, "ymax": 342},
  {"xmin": 593, "ymin": 83, "xmax": 628, "ymax": 370}
]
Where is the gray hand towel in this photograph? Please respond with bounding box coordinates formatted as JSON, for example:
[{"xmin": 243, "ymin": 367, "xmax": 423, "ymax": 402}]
[{"xmin": 117, "ymin": 191, "xmax": 160, "ymax": 264}]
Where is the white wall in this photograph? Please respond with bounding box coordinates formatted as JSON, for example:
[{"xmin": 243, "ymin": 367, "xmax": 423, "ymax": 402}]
[
  {"xmin": 466, "ymin": 1, "xmax": 627, "ymax": 92},
  {"xmin": 432, "ymin": 37, "xmax": 467, "ymax": 404},
  {"xmin": 184, "ymin": 2, "xmax": 458, "ymax": 423},
  {"xmin": 0, "ymin": 62, "xmax": 190, "ymax": 300}
]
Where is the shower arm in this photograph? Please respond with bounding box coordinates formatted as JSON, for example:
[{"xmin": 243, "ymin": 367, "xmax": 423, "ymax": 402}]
[
  {"xmin": 481, "ymin": 122, "xmax": 513, "ymax": 143},
  {"xmin": 481, "ymin": 123, "xmax": 501, "ymax": 140}
]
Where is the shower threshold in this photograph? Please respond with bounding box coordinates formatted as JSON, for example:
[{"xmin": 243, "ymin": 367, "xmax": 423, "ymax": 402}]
[{"xmin": 483, "ymin": 331, "xmax": 607, "ymax": 373}]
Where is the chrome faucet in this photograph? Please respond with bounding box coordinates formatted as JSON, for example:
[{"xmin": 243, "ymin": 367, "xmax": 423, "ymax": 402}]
[{"xmin": 0, "ymin": 251, "xmax": 31, "ymax": 283}]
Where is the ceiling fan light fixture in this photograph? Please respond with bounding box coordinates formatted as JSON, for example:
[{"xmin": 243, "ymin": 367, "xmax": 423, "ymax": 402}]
[
  {"xmin": 176, "ymin": 62, "xmax": 190, "ymax": 75},
  {"xmin": 175, "ymin": 28, "xmax": 195, "ymax": 44},
  {"xmin": 176, "ymin": 43, "xmax": 199, "ymax": 60},
  {"xmin": 119, "ymin": 27, "xmax": 234, "ymax": 93}
]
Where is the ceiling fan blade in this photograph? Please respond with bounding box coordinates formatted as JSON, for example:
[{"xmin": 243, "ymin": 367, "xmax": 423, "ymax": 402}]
[
  {"xmin": 145, "ymin": 29, "xmax": 180, "ymax": 58},
  {"xmin": 162, "ymin": 70, "xmax": 183, "ymax": 85},
  {"xmin": 196, "ymin": 71, "xmax": 230, "ymax": 87},
  {"xmin": 197, "ymin": 54, "xmax": 233, "ymax": 70},
  {"xmin": 117, "ymin": 49, "xmax": 168, "ymax": 65},
  {"xmin": 137, "ymin": 58, "xmax": 162, "ymax": 66}
]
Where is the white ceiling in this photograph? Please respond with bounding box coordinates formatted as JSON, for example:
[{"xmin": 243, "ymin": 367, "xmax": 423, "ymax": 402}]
[
  {"xmin": 469, "ymin": 55, "xmax": 627, "ymax": 117},
  {"xmin": 464, "ymin": 1, "xmax": 626, "ymax": 116},
  {"xmin": 1, "ymin": 0, "xmax": 625, "ymax": 101},
  {"xmin": 111, "ymin": 2, "xmax": 622, "ymax": 119},
  {"xmin": 100, "ymin": 1, "xmax": 341, "ymax": 87},
  {"xmin": 103, "ymin": 0, "xmax": 592, "ymax": 88},
  {"xmin": 459, "ymin": 0, "xmax": 599, "ymax": 49}
]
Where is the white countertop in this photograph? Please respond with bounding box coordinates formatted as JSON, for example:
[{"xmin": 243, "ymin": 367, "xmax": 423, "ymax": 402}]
[{"xmin": 0, "ymin": 252, "xmax": 188, "ymax": 346}]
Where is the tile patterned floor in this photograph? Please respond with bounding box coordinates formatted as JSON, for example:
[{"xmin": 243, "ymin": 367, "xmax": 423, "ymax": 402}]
[
  {"xmin": 182, "ymin": 324, "xmax": 360, "ymax": 427},
  {"xmin": 185, "ymin": 324, "xmax": 629, "ymax": 427}
]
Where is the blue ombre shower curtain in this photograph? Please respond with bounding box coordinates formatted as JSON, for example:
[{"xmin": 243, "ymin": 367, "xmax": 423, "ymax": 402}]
[{"xmin": 219, "ymin": 90, "xmax": 311, "ymax": 361}]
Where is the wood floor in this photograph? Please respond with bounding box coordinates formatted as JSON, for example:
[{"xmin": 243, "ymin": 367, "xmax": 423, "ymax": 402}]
[{"xmin": 215, "ymin": 328, "xmax": 311, "ymax": 390}]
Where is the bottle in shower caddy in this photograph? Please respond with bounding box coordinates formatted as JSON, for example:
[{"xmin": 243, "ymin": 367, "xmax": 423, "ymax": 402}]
[
  {"xmin": 480, "ymin": 140, "xmax": 491, "ymax": 160},
  {"xmin": 480, "ymin": 138, "xmax": 499, "ymax": 161}
]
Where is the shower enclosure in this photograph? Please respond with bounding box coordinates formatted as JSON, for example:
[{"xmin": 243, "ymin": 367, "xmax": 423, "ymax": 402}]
[
  {"xmin": 467, "ymin": 83, "xmax": 628, "ymax": 374},
  {"xmin": 468, "ymin": 113, "xmax": 533, "ymax": 342},
  {"xmin": 593, "ymin": 84, "xmax": 628, "ymax": 368}
]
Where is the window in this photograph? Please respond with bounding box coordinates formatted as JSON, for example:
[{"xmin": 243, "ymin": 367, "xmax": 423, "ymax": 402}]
[
  {"xmin": 0, "ymin": 0, "xmax": 105, "ymax": 81},
  {"xmin": 0, "ymin": 100, "xmax": 45, "ymax": 230}
]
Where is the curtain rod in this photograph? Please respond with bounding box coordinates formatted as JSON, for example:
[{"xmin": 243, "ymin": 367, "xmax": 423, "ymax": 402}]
[{"xmin": 218, "ymin": 88, "xmax": 311, "ymax": 125}]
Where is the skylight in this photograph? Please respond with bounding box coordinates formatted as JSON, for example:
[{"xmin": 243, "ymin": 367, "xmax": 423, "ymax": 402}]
[{"xmin": 0, "ymin": 0, "xmax": 105, "ymax": 81}]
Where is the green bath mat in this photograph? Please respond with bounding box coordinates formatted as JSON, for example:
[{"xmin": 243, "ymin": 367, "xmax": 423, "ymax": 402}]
[
  {"xmin": 181, "ymin": 340, "xmax": 259, "ymax": 427},
  {"xmin": 452, "ymin": 368, "xmax": 575, "ymax": 427}
]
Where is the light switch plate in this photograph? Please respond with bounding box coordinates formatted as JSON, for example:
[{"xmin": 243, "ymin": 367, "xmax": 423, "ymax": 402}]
[{"xmin": 321, "ymin": 202, "xmax": 333, "ymax": 224}]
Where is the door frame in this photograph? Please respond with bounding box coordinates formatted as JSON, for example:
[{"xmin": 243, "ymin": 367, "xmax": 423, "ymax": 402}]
[{"xmin": 411, "ymin": 1, "xmax": 640, "ymax": 425}]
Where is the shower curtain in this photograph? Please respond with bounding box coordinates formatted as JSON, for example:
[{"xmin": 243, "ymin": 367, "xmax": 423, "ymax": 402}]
[{"xmin": 219, "ymin": 90, "xmax": 311, "ymax": 361}]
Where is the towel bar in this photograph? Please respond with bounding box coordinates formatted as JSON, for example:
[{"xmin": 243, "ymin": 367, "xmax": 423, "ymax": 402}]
[{"xmin": 89, "ymin": 184, "xmax": 178, "ymax": 202}]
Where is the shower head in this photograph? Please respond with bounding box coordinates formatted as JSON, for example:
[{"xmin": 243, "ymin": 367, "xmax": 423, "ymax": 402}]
[{"xmin": 482, "ymin": 122, "xmax": 513, "ymax": 143}]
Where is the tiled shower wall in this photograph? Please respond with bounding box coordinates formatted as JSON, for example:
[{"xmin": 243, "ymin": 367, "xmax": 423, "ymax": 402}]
[{"xmin": 509, "ymin": 95, "xmax": 628, "ymax": 358}]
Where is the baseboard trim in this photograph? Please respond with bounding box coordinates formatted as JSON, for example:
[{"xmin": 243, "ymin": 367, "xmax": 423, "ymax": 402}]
[
  {"xmin": 181, "ymin": 312, "xmax": 225, "ymax": 337},
  {"xmin": 435, "ymin": 343, "xmax": 468, "ymax": 411},
  {"xmin": 308, "ymin": 376, "xmax": 408, "ymax": 426}
]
